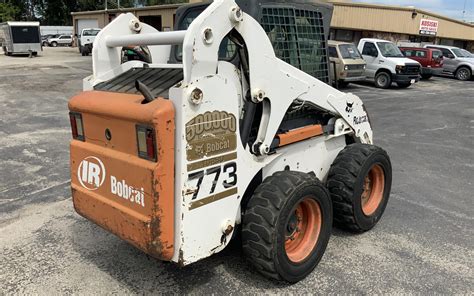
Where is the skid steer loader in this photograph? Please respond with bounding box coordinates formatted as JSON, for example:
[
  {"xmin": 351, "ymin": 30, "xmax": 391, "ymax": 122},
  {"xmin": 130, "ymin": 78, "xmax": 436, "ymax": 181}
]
[{"xmin": 68, "ymin": 0, "xmax": 392, "ymax": 283}]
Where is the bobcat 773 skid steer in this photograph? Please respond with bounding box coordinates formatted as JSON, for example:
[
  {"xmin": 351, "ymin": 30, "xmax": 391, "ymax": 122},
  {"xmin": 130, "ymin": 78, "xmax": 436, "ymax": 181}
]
[{"xmin": 68, "ymin": 0, "xmax": 392, "ymax": 282}]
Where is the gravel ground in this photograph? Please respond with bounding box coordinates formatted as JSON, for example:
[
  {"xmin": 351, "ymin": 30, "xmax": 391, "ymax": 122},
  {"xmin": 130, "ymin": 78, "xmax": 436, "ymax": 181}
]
[{"xmin": 0, "ymin": 47, "xmax": 473, "ymax": 294}]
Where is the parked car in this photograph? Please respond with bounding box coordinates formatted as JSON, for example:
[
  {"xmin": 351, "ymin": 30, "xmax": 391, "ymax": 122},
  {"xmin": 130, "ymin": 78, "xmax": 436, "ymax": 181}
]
[
  {"xmin": 424, "ymin": 45, "xmax": 474, "ymax": 81},
  {"xmin": 47, "ymin": 35, "xmax": 72, "ymax": 47},
  {"xmin": 79, "ymin": 28, "xmax": 101, "ymax": 56},
  {"xmin": 358, "ymin": 38, "xmax": 421, "ymax": 89},
  {"xmin": 41, "ymin": 34, "xmax": 59, "ymax": 46},
  {"xmin": 328, "ymin": 40, "xmax": 366, "ymax": 87},
  {"xmin": 399, "ymin": 47, "xmax": 443, "ymax": 80}
]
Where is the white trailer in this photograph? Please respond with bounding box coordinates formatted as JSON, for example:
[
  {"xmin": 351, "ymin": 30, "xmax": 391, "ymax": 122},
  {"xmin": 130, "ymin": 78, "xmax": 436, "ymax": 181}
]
[
  {"xmin": 0, "ymin": 21, "xmax": 42, "ymax": 56},
  {"xmin": 40, "ymin": 26, "xmax": 73, "ymax": 36}
]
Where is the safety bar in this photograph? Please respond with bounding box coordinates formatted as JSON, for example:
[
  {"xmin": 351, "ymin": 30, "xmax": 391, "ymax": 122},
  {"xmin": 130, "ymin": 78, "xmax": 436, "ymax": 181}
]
[{"xmin": 105, "ymin": 30, "xmax": 187, "ymax": 48}]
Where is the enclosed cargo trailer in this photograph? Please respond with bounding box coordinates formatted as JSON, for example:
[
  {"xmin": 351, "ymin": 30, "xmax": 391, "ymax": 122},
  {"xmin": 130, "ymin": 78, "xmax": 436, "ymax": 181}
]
[{"xmin": 0, "ymin": 21, "xmax": 42, "ymax": 56}]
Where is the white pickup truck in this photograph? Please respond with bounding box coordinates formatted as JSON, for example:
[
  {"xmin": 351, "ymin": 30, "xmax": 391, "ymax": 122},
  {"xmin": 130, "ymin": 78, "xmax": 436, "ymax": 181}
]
[
  {"xmin": 78, "ymin": 28, "xmax": 100, "ymax": 56},
  {"xmin": 358, "ymin": 38, "xmax": 421, "ymax": 89}
]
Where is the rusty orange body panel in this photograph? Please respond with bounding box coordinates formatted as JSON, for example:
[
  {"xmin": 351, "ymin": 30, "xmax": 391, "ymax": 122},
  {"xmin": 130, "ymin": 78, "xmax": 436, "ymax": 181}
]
[
  {"xmin": 69, "ymin": 91, "xmax": 175, "ymax": 260},
  {"xmin": 277, "ymin": 124, "xmax": 324, "ymax": 147}
]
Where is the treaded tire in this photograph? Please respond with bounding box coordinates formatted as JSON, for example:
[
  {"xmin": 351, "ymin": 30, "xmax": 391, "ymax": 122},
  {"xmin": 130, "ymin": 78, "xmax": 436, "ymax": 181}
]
[
  {"xmin": 242, "ymin": 171, "xmax": 332, "ymax": 283},
  {"xmin": 375, "ymin": 72, "xmax": 391, "ymax": 89},
  {"xmin": 327, "ymin": 144, "xmax": 392, "ymax": 233},
  {"xmin": 338, "ymin": 81, "xmax": 350, "ymax": 88},
  {"xmin": 455, "ymin": 67, "xmax": 471, "ymax": 81}
]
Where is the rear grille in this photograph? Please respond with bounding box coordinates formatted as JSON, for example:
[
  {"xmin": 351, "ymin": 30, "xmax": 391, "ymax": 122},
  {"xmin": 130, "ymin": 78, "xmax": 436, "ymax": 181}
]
[
  {"xmin": 347, "ymin": 64, "xmax": 365, "ymax": 71},
  {"xmin": 403, "ymin": 64, "xmax": 421, "ymax": 75}
]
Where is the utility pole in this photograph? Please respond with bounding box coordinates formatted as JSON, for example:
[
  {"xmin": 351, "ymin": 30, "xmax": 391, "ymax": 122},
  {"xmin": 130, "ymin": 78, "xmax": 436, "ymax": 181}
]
[
  {"xmin": 118, "ymin": 0, "xmax": 120, "ymax": 9},
  {"xmin": 462, "ymin": 0, "xmax": 467, "ymax": 21},
  {"xmin": 105, "ymin": 0, "xmax": 108, "ymax": 11}
]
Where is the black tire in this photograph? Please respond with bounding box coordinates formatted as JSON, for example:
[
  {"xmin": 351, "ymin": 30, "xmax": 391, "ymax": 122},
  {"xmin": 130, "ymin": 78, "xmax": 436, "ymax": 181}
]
[
  {"xmin": 397, "ymin": 82, "xmax": 412, "ymax": 88},
  {"xmin": 242, "ymin": 171, "xmax": 332, "ymax": 283},
  {"xmin": 51, "ymin": 41, "xmax": 58, "ymax": 47},
  {"xmin": 421, "ymin": 74, "xmax": 432, "ymax": 80},
  {"xmin": 327, "ymin": 144, "xmax": 392, "ymax": 233},
  {"xmin": 338, "ymin": 81, "xmax": 350, "ymax": 88},
  {"xmin": 455, "ymin": 67, "xmax": 471, "ymax": 81},
  {"xmin": 374, "ymin": 71, "xmax": 391, "ymax": 89}
]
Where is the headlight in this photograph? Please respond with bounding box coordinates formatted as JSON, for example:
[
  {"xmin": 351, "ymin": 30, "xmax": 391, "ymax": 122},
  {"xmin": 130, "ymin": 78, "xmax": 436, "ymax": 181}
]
[
  {"xmin": 344, "ymin": 65, "xmax": 349, "ymax": 71},
  {"xmin": 363, "ymin": 65, "xmax": 366, "ymax": 70},
  {"xmin": 396, "ymin": 65, "xmax": 405, "ymax": 74}
]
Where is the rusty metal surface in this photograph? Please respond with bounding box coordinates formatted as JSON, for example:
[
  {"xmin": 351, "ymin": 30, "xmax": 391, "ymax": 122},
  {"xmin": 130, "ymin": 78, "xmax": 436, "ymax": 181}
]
[
  {"xmin": 277, "ymin": 124, "xmax": 324, "ymax": 147},
  {"xmin": 69, "ymin": 91, "xmax": 175, "ymax": 261},
  {"xmin": 1, "ymin": 48, "xmax": 474, "ymax": 294}
]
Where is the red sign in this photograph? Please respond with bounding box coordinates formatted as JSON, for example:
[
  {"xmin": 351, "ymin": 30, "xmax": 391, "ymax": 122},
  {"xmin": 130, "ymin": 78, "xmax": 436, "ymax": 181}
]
[{"xmin": 419, "ymin": 19, "xmax": 439, "ymax": 36}]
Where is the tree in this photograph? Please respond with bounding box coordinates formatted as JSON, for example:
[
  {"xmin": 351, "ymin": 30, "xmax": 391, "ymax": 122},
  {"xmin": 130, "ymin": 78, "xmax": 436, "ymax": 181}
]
[
  {"xmin": 0, "ymin": 0, "xmax": 188, "ymax": 25},
  {"xmin": 0, "ymin": 3, "xmax": 21, "ymax": 22}
]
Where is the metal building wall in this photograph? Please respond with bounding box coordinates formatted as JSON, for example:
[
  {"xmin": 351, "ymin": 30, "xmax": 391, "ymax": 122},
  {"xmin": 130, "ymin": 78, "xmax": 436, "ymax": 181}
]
[{"xmin": 330, "ymin": 2, "xmax": 474, "ymax": 42}]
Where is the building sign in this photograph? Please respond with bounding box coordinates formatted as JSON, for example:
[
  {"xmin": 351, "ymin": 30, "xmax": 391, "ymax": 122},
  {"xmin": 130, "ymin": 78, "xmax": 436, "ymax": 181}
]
[{"xmin": 419, "ymin": 19, "xmax": 439, "ymax": 36}]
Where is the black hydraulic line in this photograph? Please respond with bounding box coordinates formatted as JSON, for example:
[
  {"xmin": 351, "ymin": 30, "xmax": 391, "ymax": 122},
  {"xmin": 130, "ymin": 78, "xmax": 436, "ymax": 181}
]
[
  {"xmin": 229, "ymin": 30, "xmax": 257, "ymax": 149},
  {"xmin": 240, "ymin": 95, "xmax": 257, "ymax": 148}
]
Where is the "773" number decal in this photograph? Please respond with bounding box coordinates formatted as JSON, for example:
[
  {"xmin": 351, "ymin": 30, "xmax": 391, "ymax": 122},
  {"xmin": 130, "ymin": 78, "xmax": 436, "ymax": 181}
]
[{"xmin": 188, "ymin": 162, "xmax": 237, "ymax": 200}]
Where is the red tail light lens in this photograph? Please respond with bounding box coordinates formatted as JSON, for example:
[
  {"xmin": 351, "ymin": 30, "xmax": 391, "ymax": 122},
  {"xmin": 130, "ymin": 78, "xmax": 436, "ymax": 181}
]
[
  {"xmin": 136, "ymin": 125, "xmax": 157, "ymax": 161},
  {"xmin": 69, "ymin": 112, "xmax": 85, "ymax": 141}
]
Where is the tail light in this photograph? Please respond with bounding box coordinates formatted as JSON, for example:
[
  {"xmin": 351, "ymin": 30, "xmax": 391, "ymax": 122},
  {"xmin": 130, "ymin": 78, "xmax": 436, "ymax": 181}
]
[
  {"xmin": 69, "ymin": 112, "xmax": 85, "ymax": 141},
  {"xmin": 136, "ymin": 125, "xmax": 157, "ymax": 161}
]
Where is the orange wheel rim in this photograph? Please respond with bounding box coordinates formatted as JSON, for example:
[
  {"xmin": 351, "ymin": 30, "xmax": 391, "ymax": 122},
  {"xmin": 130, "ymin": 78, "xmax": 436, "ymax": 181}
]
[
  {"xmin": 361, "ymin": 164, "xmax": 385, "ymax": 216},
  {"xmin": 285, "ymin": 198, "xmax": 322, "ymax": 263}
]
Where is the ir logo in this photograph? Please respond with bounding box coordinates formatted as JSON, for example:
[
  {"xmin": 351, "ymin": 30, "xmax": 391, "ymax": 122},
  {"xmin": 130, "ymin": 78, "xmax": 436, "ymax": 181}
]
[{"xmin": 77, "ymin": 156, "xmax": 106, "ymax": 190}]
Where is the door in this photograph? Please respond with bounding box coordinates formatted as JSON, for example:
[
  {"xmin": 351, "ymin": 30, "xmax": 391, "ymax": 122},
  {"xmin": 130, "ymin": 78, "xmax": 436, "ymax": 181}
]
[
  {"xmin": 59, "ymin": 36, "xmax": 71, "ymax": 45},
  {"xmin": 429, "ymin": 47, "xmax": 456, "ymax": 73},
  {"xmin": 414, "ymin": 49, "xmax": 429, "ymax": 67},
  {"xmin": 361, "ymin": 42, "xmax": 378, "ymax": 78},
  {"xmin": 77, "ymin": 19, "xmax": 99, "ymax": 36}
]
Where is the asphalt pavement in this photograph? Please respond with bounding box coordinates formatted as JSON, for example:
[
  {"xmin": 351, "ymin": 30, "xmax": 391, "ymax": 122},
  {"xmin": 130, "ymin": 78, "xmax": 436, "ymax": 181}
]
[{"xmin": 0, "ymin": 47, "xmax": 473, "ymax": 294}]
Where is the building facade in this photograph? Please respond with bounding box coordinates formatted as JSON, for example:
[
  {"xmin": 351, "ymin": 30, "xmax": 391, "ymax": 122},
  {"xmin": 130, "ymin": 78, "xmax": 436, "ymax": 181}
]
[
  {"xmin": 71, "ymin": 0, "xmax": 474, "ymax": 51},
  {"xmin": 329, "ymin": 1, "xmax": 474, "ymax": 51},
  {"xmin": 71, "ymin": 4, "xmax": 181, "ymax": 36}
]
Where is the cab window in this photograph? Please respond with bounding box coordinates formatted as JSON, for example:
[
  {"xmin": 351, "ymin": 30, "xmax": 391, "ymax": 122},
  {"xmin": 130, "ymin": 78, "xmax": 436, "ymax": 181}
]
[
  {"xmin": 415, "ymin": 50, "xmax": 427, "ymax": 58},
  {"xmin": 432, "ymin": 50, "xmax": 442, "ymax": 59},
  {"xmin": 362, "ymin": 42, "xmax": 377, "ymax": 56},
  {"xmin": 339, "ymin": 44, "xmax": 361, "ymax": 59},
  {"xmin": 429, "ymin": 47, "xmax": 454, "ymax": 58},
  {"xmin": 260, "ymin": 7, "xmax": 330, "ymax": 83},
  {"xmin": 329, "ymin": 46, "xmax": 338, "ymax": 58}
]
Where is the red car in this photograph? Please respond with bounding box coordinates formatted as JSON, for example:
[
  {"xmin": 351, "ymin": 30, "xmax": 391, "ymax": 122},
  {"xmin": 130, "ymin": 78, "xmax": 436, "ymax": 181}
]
[{"xmin": 399, "ymin": 47, "xmax": 443, "ymax": 79}]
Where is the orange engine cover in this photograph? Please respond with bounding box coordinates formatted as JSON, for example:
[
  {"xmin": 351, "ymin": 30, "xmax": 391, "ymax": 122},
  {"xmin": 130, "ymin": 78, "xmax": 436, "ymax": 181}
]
[{"xmin": 69, "ymin": 91, "xmax": 175, "ymax": 260}]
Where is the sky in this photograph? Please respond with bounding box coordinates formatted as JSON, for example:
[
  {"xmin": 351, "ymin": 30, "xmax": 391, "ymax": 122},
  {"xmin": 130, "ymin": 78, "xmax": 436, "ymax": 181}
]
[{"xmin": 351, "ymin": 0, "xmax": 474, "ymax": 22}]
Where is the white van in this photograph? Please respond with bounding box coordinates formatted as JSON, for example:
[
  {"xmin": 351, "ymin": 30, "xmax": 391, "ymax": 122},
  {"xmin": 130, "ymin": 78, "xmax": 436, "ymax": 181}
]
[{"xmin": 358, "ymin": 38, "xmax": 421, "ymax": 88}]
